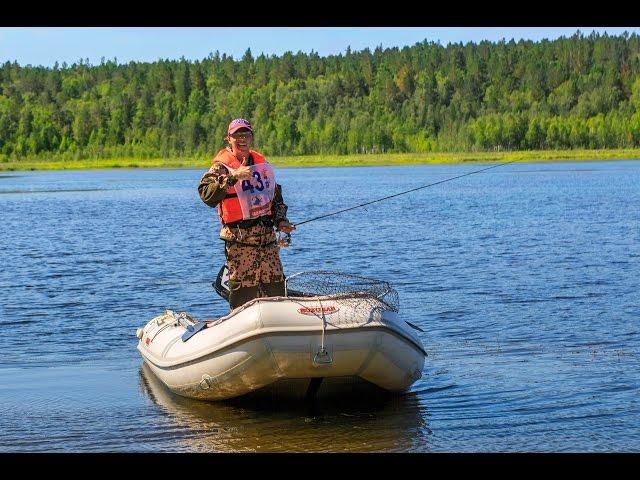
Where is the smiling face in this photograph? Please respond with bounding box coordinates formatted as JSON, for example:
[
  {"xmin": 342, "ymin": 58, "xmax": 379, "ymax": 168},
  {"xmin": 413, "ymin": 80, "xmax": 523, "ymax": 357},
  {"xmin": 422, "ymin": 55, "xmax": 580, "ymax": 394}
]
[{"xmin": 227, "ymin": 128, "xmax": 254, "ymax": 158}]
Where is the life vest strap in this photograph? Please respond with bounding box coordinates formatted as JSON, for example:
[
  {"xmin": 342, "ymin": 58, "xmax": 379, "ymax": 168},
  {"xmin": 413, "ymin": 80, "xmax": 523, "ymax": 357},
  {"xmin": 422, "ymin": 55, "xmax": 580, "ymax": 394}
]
[
  {"xmin": 224, "ymin": 216, "xmax": 273, "ymax": 229},
  {"xmin": 224, "ymin": 239, "xmax": 277, "ymax": 248}
]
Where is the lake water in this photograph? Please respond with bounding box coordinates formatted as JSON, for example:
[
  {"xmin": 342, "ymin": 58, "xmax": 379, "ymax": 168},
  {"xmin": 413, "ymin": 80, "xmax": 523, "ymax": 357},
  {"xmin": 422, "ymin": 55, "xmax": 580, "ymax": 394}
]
[{"xmin": 0, "ymin": 161, "xmax": 639, "ymax": 452}]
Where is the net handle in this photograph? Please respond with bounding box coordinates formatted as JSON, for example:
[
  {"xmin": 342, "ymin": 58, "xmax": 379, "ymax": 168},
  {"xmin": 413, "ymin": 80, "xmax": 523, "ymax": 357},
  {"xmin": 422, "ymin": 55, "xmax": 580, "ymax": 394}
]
[{"xmin": 283, "ymin": 271, "xmax": 306, "ymax": 297}]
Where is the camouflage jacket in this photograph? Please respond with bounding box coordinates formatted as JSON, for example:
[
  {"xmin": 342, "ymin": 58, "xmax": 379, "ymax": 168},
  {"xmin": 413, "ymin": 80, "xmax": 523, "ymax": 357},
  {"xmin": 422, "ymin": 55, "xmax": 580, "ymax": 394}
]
[{"xmin": 198, "ymin": 154, "xmax": 289, "ymax": 245}]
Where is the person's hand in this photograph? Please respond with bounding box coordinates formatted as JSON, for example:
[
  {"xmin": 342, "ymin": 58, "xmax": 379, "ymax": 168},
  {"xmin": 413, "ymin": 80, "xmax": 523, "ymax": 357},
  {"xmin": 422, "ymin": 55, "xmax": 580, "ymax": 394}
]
[
  {"xmin": 232, "ymin": 165, "xmax": 253, "ymax": 181},
  {"xmin": 277, "ymin": 221, "xmax": 296, "ymax": 233}
]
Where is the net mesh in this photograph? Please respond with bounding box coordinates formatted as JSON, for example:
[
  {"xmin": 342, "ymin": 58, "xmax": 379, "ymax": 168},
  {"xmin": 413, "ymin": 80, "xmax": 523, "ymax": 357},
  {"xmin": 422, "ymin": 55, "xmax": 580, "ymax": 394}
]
[{"xmin": 284, "ymin": 271, "xmax": 399, "ymax": 312}]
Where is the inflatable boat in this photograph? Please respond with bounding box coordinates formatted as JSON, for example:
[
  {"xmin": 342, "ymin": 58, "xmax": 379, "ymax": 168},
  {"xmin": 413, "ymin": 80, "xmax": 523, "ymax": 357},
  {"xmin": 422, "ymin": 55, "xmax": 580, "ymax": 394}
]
[{"xmin": 136, "ymin": 272, "xmax": 426, "ymax": 401}]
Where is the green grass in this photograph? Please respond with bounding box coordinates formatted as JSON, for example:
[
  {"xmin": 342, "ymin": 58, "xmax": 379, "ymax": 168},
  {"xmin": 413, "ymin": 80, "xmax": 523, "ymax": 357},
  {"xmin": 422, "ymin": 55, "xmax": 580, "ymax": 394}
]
[
  {"xmin": 0, "ymin": 157, "xmax": 205, "ymax": 171},
  {"xmin": 2, "ymin": 148, "xmax": 640, "ymax": 171},
  {"xmin": 269, "ymin": 149, "xmax": 640, "ymax": 167}
]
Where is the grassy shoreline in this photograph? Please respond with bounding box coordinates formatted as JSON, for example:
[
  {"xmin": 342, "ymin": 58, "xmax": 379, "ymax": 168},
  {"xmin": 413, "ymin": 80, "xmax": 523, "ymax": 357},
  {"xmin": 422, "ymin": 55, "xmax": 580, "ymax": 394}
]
[{"xmin": 2, "ymin": 149, "xmax": 640, "ymax": 171}]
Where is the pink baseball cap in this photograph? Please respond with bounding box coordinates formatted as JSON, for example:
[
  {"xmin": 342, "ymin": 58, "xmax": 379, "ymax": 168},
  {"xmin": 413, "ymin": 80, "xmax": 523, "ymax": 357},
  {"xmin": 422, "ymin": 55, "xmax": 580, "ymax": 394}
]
[{"xmin": 228, "ymin": 118, "xmax": 253, "ymax": 135}]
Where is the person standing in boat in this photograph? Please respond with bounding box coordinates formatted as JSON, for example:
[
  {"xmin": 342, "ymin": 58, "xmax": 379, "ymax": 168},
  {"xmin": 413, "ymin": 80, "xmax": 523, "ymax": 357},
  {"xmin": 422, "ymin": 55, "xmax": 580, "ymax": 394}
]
[{"xmin": 198, "ymin": 118, "xmax": 296, "ymax": 310}]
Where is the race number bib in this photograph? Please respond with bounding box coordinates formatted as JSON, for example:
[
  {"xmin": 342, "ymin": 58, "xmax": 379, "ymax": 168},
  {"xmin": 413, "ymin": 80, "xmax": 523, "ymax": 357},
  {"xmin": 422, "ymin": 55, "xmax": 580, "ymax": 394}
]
[{"xmin": 232, "ymin": 162, "xmax": 276, "ymax": 220}]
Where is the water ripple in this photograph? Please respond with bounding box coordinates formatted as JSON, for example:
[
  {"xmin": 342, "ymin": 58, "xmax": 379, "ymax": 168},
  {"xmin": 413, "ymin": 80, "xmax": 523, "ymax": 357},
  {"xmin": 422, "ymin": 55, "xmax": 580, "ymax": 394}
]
[{"xmin": 1, "ymin": 162, "xmax": 639, "ymax": 451}]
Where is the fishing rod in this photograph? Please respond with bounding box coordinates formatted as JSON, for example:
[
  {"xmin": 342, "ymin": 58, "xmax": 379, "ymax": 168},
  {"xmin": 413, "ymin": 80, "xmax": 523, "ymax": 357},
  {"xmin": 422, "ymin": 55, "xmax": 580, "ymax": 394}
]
[
  {"xmin": 293, "ymin": 159, "xmax": 518, "ymax": 227},
  {"xmin": 220, "ymin": 160, "xmax": 518, "ymax": 296}
]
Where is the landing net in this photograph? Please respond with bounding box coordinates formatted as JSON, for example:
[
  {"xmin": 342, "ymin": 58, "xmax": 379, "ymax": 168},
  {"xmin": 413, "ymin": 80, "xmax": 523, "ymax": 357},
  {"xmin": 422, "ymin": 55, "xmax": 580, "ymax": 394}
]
[{"xmin": 285, "ymin": 271, "xmax": 399, "ymax": 312}]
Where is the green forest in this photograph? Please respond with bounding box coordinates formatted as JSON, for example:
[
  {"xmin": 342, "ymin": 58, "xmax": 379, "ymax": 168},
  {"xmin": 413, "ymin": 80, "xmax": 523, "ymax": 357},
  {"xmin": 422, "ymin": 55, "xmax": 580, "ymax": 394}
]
[{"xmin": 2, "ymin": 30, "xmax": 640, "ymax": 164}]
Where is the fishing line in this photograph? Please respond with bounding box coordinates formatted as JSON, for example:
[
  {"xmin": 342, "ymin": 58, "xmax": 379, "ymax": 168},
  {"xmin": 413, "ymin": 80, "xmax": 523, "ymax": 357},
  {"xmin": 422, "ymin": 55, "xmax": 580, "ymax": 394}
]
[{"xmin": 294, "ymin": 160, "xmax": 518, "ymax": 227}]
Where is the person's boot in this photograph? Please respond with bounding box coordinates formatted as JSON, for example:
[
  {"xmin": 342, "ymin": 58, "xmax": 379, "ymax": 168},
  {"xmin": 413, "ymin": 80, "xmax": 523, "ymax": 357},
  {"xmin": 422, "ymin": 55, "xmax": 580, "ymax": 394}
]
[
  {"xmin": 227, "ymin": 280, "xmax": 261, "ymax": 310},
  {"xmin": 261, "ymin": 280, "xmax": 286, "ymax": 298}
]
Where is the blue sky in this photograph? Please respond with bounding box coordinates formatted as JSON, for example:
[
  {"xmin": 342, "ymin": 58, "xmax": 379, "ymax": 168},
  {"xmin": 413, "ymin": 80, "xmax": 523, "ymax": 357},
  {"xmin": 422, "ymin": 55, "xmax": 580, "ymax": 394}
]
[{"xmin": 1, "ymin": 27, "xmax": 639, "ymax": 67}]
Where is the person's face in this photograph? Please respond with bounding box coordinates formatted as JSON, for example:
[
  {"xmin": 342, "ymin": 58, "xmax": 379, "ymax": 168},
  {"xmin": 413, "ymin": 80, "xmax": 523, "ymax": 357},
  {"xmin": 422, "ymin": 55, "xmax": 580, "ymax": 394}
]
[{"xmin": 227, "ymin": 128, "xmax": 253, "ymax": 155}]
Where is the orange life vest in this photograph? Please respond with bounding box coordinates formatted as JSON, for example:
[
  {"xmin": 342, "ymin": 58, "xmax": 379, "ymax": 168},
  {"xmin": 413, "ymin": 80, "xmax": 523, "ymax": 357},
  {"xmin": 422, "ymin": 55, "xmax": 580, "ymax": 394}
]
[{"xmin": 213, "ymin": 148, "xmax": 276, "ymax": 225}]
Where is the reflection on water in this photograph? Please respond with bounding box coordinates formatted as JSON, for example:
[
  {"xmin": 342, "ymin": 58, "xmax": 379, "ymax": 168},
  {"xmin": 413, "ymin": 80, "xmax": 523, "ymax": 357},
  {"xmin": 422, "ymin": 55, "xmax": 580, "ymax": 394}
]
[{"xmin": 138, "ymin": 363, "xmax": 431, "ymax": 452}]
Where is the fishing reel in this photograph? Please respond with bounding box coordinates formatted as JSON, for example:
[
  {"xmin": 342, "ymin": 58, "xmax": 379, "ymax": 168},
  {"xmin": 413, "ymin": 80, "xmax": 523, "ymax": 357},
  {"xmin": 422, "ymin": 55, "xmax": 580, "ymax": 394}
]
[{"xmin": 276, "ymin": 231, "xmax": 292, "ymax": 248}]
